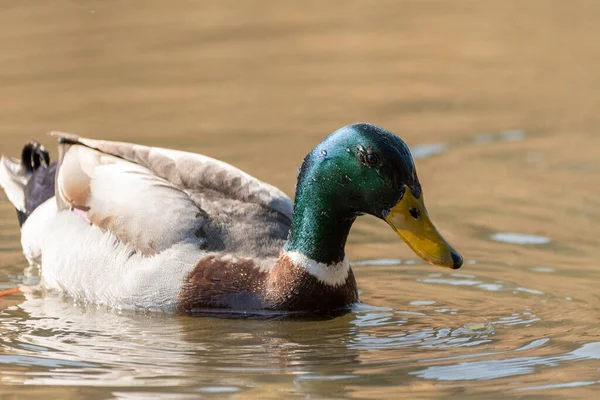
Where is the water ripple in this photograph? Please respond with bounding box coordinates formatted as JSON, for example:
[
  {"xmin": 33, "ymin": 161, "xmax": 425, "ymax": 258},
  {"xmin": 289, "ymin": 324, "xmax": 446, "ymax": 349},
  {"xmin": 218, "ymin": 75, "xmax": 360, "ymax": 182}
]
[
  {"xmin": 490, "ymin": 232, "xmax": 551, "ymax": 245},
  {"xmin": 412, "ymin": 342, "xmax": 600, "ymax": 381}
]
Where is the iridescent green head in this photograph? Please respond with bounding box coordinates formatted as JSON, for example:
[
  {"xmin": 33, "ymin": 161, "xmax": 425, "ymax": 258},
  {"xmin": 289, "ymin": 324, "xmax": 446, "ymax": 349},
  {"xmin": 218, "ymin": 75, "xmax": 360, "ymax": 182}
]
[{"xmin": 284, "ymin": 122, "xmax": 462, "ymax": 269}]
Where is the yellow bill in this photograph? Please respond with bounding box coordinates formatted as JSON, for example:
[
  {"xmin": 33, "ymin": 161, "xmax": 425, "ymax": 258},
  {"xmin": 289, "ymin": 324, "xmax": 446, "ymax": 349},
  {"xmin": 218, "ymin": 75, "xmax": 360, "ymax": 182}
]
[{"xmin": 384, "ymin": 188, "xmax": 462, "ymax": 269}]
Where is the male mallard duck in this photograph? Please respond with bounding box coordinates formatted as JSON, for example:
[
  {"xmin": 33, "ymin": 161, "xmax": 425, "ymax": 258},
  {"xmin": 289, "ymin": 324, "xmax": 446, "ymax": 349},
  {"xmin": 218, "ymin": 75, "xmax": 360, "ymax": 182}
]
[{"xmin": 0, "ymin": 123, "xmax": 461, "ymax": 313}]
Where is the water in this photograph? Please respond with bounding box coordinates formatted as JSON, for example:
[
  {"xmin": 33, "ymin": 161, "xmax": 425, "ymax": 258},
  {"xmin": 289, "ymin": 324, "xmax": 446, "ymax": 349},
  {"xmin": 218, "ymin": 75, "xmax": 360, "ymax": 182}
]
[{"xmin": 1, "ymin": 1, "xmax": 600, "ymax": 398}]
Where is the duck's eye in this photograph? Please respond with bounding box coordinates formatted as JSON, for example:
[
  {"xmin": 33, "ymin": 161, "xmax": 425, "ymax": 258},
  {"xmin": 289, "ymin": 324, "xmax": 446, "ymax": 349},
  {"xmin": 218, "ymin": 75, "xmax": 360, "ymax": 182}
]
[
  {"xmin": 358, "ymin": 149, "xmax": 379, "ymax": 167},
  {"xmin": 366, "ymin": 153, "xmax": 378, "ymax": 165}
]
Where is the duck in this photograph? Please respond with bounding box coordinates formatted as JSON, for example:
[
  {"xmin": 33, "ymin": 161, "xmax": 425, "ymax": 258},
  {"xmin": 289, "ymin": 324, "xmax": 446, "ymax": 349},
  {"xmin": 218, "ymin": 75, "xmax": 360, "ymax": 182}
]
[{"xmin": 0, "ymin": 123, "xmax": 462, "ymax": 313}]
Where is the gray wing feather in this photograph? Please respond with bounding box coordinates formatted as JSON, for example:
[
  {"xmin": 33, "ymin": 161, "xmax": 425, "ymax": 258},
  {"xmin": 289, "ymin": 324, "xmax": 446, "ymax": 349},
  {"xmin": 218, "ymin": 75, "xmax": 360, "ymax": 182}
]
[{"xmin": 51, "ymin": 132, "xmax": 293, "ymax": 258}]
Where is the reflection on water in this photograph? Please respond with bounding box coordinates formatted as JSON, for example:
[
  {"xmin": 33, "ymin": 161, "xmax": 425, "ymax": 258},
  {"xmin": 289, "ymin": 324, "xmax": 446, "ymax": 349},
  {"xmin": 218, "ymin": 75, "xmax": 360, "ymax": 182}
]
[
  {"xmin": 1, "ymin": 262, "xmax": 597, "ymax": 397},
  {"xmin": 413, "ymin": 342, "xmax": 600, "ymax": 381},
  {"xmin": 410, "ymin": 143, "xmax": 448, "ymax": 159},
  {"xmin": 490, "ymin": 232, "xmax": 551, "ymax": 245},
  {"xmin": 474, "ymin": 130, "xmax": 526, "ymax": 144},
  {"xmin": 1, "ymin": 0, "xmax": 600, "ymax": 398}
]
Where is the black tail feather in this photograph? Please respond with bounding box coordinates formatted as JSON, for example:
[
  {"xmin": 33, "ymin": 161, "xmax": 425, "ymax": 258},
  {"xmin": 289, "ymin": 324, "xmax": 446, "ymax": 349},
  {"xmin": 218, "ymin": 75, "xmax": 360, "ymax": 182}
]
[
  {"xmin": 21, "ymin": 142, "xmax": 50, "ymax": 173},
  {"xmin": 16, "ymin": 209, "xmax": 27, "ymax": 226},
  {"xmin": 17, "ymin": 141, "xmax": 57, "ymax": 227}
]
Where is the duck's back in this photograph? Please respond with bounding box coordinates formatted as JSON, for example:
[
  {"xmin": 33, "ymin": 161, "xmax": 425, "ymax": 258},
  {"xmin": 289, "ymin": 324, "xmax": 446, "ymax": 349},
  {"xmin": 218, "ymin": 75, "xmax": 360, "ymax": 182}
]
[{"xmin": 53, "ymin": 133, "xmax": 293, "ymax": 260}]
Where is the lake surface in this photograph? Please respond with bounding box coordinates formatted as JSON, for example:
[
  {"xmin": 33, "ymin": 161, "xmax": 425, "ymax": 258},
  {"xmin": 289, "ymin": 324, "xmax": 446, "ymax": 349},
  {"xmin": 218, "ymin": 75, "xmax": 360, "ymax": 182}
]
[{"xmin": 1, "ymin": 1, "xmax": 599, "ymax": 398}]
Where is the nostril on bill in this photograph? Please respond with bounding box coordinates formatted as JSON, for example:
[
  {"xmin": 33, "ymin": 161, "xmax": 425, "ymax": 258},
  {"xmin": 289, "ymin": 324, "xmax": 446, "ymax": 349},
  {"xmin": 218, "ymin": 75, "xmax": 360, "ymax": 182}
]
[{"xmin": 409, "ymin": 207, "xmax": 421, "ymax": 219}]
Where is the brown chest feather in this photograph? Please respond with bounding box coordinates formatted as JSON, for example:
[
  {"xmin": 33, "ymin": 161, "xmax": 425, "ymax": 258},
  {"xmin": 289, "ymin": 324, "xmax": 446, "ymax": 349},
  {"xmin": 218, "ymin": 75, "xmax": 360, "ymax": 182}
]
[{"xmin": 179, "ymin": 254, "xmax": 359, "ymax": 313}]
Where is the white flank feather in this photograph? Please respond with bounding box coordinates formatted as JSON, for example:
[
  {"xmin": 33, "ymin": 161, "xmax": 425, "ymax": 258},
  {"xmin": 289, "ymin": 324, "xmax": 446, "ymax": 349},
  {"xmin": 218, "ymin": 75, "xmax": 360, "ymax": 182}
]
[
  {"xmin": 21, "ymin": 199, "xmax": 203, "ymax": 312},
  {"xmin": 0, "ymin": 156, "xmax": 27, "ymax": 211}
]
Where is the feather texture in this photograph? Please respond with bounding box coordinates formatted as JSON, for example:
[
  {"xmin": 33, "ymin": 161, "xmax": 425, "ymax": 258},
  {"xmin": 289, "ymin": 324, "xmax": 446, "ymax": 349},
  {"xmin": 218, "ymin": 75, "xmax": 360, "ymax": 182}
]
[
  {"xmin": 0, "ymin": 156, "xmax": 28, "ymax": 212},
  {"xmin": 51, "ymin": 132, "xmax": 293, "ymax": 258},
  {"xmin": 8, "ymin": 134, "xmax": 297, "ymax": 310}
]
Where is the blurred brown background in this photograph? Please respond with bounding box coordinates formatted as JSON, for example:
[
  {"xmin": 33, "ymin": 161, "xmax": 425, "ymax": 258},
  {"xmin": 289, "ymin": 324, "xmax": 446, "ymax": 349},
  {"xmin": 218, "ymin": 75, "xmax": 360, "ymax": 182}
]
[{"xmin": 2, "ymin": 0, "xmax": 599, "ymax": 264}]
